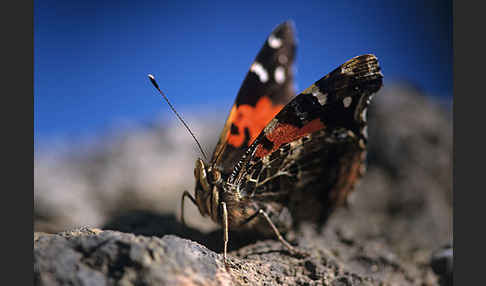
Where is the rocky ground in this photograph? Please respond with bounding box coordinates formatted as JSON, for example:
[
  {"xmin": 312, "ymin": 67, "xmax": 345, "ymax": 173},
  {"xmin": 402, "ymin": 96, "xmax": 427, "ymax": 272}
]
[{"xmin": 34, "ymin": 84, "xmax": 453, "ymax": 285}]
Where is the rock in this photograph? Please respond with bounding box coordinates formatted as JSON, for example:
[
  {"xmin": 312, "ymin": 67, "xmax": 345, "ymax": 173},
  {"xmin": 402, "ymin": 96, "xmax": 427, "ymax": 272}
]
[
  {"xmin": 34, "ymin": 227, "xmax": 437, "ymax": 285},
  {"xmin": 34, "ymin": 227, "xmax": 231, "ymax": 286}
]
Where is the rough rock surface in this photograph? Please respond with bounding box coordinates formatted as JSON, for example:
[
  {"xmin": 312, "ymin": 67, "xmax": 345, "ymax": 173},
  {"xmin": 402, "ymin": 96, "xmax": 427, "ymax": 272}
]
[
  {"xmin": 34, "ymin": 84, "xmax": 452, "ymax": 285},
  {"xmin": 34, "ymin": 226, "xmax": 436, "ymax": 285}
]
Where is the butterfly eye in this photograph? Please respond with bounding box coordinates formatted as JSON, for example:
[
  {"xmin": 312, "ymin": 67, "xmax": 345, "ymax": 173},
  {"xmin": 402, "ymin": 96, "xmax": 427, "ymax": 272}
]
[
  {"xmin": 211, "ymin": 169, "xmax": 221, "ymax": 184},
  {"xmin": 206, "ymin": 167, "xmax": 218, "ymax": 184}
]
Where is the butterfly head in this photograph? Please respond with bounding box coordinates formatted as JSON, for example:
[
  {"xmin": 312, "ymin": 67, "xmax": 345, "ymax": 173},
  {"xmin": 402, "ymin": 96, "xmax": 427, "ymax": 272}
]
[{"xmin": 193, "ymin": 158, "xmax": 222, "ymax": 221}]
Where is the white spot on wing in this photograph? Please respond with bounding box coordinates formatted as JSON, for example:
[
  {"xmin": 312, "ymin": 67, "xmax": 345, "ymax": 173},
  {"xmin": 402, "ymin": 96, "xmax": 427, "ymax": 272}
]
[
  {"xmin": 343, "ymin": 96, "xmax": 352, "ymax": 108},
  {"xmin": 359, "ymin": 139, "xmax": 366, "ymax": 149},
  {"xmin": 250, "ymin": 62, "xmax": 269, "ymax": 83},
  {"xmin": 362, "ymin": 126, "xmax": 368, "ymax": 138},
  {"xmin": 274, "ymin": 66, "xmax": 285, "ymax": 84},
  {"xmin": 314, "ymin": 91, "xmax": 327, "ymax": 105},
  {"xmin": 268, "ymin": 34, "xmax": 282, "ymax": 49},
  {"xmin": 362, "ymin": 107, "xmax": 368, "ymax": 122},
  {"xmin": 306, "ymin": 85, "xmax": 327, "ymax": 105}
]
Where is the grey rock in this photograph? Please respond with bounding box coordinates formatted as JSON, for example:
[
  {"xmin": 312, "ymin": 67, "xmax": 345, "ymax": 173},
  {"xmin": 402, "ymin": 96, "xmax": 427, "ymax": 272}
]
[
  {"xmin": 35, "ymin": 227, "xmax": 435, "ymax": 285},
  {"xmin": 35, "ymin": 228, "xmax": 232, "ymax": 286}
]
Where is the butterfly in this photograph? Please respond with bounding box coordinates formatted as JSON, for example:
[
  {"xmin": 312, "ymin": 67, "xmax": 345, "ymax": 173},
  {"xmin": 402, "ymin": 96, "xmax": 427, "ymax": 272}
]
[{"xmin": 150, "ymin": 21, "xmax": 383, "ymax": 265}]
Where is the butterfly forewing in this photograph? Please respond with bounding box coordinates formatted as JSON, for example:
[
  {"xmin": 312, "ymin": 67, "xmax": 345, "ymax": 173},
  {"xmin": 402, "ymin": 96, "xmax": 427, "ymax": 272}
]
[{"xmin": 211, "ymin": 22, "xmax": 297, "ymax": 177}]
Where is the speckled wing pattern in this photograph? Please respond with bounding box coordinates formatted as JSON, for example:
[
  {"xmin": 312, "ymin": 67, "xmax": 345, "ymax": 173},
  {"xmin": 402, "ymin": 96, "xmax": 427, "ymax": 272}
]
[
  {"xmin": 223, "ymin": 54, "xmax": 383, "ymax": 230},
  {"xmin": 211, "ymin": 22, "xmax": 296, "ymax": 177}
]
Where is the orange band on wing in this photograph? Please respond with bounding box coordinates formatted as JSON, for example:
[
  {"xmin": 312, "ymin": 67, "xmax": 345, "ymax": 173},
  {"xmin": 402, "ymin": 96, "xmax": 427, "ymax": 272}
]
[
  {"xmin": 226, "ymin": 96, "xmax": 284, "ymax": 148},
  {"xmin": 255, "ymin": 118, "xmax": 325, "ymax": 158}
]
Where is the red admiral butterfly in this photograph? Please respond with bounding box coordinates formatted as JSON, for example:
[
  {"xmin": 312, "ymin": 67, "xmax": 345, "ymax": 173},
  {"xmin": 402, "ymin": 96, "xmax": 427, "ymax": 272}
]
[{"xmin": 150, "ymin": 21, "xmax": 383, "ymax": 265}]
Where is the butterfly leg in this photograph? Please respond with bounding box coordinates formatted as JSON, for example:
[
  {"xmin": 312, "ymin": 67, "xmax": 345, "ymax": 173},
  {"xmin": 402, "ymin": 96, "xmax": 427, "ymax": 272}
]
[
  {"xmin": 256, "ymin": 209, "xmax": 296, "ymax": 252},
  {"xmin": 242, "ymin": 209, "xmax": 308, "ymax": 257},
  {"xmin": 221, "ymin": 201, "xmax": 229, "ymax": 266},
  {"xmin": 181, "ymin": 190, "xmax": 197, "ymax": 226}
]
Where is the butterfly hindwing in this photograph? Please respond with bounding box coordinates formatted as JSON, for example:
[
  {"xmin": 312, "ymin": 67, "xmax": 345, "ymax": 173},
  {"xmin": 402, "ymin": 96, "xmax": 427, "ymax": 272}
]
[
  {"xmin": 211, "ymin": 21, "xmax": 297, "ymax": 177},
  {"xmin": 225, "ymin": 54, "xmax": 383, "ymax": 226}
]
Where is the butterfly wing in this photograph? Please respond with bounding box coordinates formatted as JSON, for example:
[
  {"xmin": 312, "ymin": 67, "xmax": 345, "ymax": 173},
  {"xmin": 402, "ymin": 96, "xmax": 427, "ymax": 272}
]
[
  {"xmin": 211, "ymin": 21, "xmax": 297, "ymax": 177},
  {"xmin": 224, "ymin": 54, "xmax": 383, "ymax": 229}
]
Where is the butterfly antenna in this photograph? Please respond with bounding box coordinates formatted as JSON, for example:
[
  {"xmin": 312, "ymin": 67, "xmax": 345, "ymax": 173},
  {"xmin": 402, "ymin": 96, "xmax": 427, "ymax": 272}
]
[{"xmin": 148, "ymin": 74, "xmax": 208, "ymax": 161}]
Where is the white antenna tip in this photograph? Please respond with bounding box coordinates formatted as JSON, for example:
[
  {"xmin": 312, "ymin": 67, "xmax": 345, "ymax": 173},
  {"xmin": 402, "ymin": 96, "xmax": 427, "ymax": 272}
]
[{"xmin": 148, "ymin": 74, "xmax": 159, "ymax": 89}]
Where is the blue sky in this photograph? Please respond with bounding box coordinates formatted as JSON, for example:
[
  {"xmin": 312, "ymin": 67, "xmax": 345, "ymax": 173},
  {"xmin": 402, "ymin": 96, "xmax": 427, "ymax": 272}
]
[{"xmin": 35, "ymin": 0, "xmax": 452, "ymax": 146}]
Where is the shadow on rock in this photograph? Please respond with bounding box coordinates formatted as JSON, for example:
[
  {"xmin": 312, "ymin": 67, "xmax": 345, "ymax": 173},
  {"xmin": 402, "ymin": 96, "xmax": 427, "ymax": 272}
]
[
  {"xmin": 102, "ymin": 210, "xmax": 267, "ymax": 253},
  {"xmin": 103, "ymin": 210, "xmax": 200, "ymax": 239}
]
